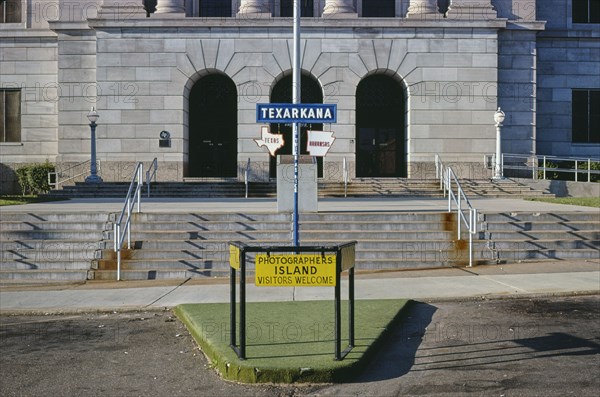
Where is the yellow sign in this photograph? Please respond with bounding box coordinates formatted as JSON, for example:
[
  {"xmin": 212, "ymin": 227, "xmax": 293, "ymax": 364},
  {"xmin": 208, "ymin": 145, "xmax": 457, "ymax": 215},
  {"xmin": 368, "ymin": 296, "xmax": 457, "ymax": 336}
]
[
  {"xmin": 255, "ymin": 254, "xmax": 336, "ymax": 287},
  {"xmin": 229, "ymin": 245, "xmax": 241, "ymax": 270}
]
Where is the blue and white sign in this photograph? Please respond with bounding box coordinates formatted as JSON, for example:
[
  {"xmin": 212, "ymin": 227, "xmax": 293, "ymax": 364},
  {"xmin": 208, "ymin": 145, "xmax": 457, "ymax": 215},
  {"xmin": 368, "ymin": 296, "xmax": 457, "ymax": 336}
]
[{"xmin": 256, "ymin": 103, "xmax": 337, "ymax": 123}]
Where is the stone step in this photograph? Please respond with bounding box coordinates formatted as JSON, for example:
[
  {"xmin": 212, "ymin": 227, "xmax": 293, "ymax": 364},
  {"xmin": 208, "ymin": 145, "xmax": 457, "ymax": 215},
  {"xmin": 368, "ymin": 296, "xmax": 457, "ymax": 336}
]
[
  {"xmin": 0, "ymin": 259, "xmax": 93, "ymax": 270},
  {"xmin": 483, "ymin": 213, "xmax": 600, "ymax": 222},
  {"xmin": 0, "ymin": 230, "xmax": 109, "ymax": 240},
  {"xmin": 0, "ymin": 213, "xmax": 111, "ymax": 222},
  {"xmin": 0, "ymin": 240, "xmax": 102, "ymax": 251},
  {"xmin": 0, "ymin": 270, "xmax": 89, "ymax": 281},
  {"xmin": 494, "ymin": 249, "xmax": 600, "ymax": 261},
  {"xmin": 128, "ymin": 221, "xmax": 460, "ymax": 232},
  {"xmin": 0, "ymin": 221, "xmax": 110, "ymax": 231},
  {"xmin": 481, "ymin": 230, "xmax": 600, "ymax": 240},
  {"xmin": 483, "ymin": 221, "xmax": 600, "ymax": 231},
  {"xmin": 120, "ymin": 230, "xmax": 459, "ymax": 241},
  {"xmin": 89, "ymin": 258, "xmax": 483, "ymax": 281},
  {"xmin": 487, "ymin": 239, "xmax": 600, "ymax": 250},
  {"xmin": 1, "ymin": 248, "xmax": 99, "ymax": 262}
]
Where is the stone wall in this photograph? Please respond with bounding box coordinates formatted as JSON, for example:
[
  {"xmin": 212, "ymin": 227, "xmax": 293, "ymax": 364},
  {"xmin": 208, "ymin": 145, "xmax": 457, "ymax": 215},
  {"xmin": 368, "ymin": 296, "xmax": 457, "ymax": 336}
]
[{"xmin": 536, "ymin": 1, "xmax": 600, "ymax": 157}]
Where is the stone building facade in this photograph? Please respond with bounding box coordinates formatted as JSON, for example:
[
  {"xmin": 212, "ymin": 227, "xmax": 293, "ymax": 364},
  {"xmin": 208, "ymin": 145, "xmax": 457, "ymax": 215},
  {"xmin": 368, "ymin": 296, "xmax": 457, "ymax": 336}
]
[{"xmin": 0, "ymin": 1, "xmax": 598, "ymax": 193}]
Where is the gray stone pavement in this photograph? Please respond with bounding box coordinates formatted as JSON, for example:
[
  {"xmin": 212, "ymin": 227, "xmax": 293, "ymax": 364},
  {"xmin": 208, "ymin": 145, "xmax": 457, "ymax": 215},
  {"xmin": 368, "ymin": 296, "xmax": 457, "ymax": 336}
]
[
  {"xmin": 1, "ymin": 197, "xmax": 598, "ymax": 313},
  {"xmin": 1, "ymin": 196, "xmax": 599, "ymax": 213}
]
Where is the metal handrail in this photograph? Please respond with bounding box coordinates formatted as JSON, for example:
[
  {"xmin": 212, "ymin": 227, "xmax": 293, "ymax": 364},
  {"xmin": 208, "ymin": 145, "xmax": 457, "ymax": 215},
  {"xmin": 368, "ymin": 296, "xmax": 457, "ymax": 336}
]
[
  {"xmin": 435, "ymin": 155, "xmax": 478, "ymax": 267},
  {"xmin": 500, "ymin": 153, "xmax": 600, "ymax": 182},
  {"xmin": 113, "ymin": 162, "xmax": 143, "ymax": 281},
  {"xmin": 244, "ymin": 158, "xmax": 251, "ymax": 198},
  {"xmin": 146, "ymin": 158, "xmax": 158, "ymax": 198},
  {"xmin": 343, "ymin": 157, "xmax": 348, "ymax": 198},
  {"xmin": 48, "ymin": 159, "xmax": 100, "ymax": 189}
]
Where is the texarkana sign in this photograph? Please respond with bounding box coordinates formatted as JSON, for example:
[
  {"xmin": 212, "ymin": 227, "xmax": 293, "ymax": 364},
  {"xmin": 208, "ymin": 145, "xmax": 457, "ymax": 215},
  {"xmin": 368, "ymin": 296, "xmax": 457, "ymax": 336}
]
[
  {"xmin": 255, "ymin": 254, "xmax": 336, "ymax": 286},
  {"xmin": 256, "ymin": 103, "xmax": 337, "ymax": 123}
]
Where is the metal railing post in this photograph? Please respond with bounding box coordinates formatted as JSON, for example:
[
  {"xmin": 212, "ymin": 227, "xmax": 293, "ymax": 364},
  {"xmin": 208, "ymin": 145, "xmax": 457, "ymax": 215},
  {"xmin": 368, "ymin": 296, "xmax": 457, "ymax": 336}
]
[
  {"xmin": 457, "ymin": 186, "xmax": 462, "ymax": 239},
  {"xmin": 245, "ymin": 158, "xmax": 250, "ymax": 199},
  {"xmin": 575, "ymin": 160, "xmax": 578, "ymax": 182},
  {"xmin": 115, "ymin": 223, "xmax": 121, "ymax": 281},
  {"xmin": 447, "ymin": 168, "xmax": 452, "ymax": 212},
  {"xmin": 343, "ymin": 157, "xmax": 348, "ymax": 198},
  {"xmin": 543, "ymin": 156, "xmax": 547, "ymax": 180},
  {"xmin": 136, "ymin": 165, "xmax": 142, "ymax": 213}
]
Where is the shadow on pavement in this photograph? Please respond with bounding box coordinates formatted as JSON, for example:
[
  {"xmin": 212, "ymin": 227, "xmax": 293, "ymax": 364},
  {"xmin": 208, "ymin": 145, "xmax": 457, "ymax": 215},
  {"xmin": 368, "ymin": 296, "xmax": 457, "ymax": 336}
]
[{"xmin": 355, "ymin": 301, "xmax": 437, "ymax": 382}]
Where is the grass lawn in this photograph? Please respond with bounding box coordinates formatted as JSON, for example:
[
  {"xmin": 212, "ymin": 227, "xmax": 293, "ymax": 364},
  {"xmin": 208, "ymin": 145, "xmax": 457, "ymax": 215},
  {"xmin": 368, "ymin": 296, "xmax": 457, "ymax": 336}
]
[
  {"xmin": 0, "ymin": 195, "xmax": 67, "ymax": 206},
  {"xmin": 525, "ymin": 197, "xmax": 600, "ymax": 208},
  {"xmin": 175, "ymin": 299, "xmax": 411, "ymax": 383}
]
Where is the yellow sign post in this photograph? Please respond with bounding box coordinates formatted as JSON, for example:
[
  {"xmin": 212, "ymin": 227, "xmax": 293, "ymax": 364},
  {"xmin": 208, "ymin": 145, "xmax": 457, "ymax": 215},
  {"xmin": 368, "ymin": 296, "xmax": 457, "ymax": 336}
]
[
  {"xmin": 228, "ymin": 241, "xmax": 357, "ymax": 361},
  {"xmin": 255, "ymin": 254, "xmax": 336, "ymax": 286}
]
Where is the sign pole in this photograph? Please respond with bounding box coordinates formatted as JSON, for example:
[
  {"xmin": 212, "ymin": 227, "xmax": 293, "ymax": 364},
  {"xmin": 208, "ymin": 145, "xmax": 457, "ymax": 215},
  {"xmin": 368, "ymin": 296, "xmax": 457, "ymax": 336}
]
[{"xmin": 292, "ymin": 0, "xmax": 301, "ymax": 246}]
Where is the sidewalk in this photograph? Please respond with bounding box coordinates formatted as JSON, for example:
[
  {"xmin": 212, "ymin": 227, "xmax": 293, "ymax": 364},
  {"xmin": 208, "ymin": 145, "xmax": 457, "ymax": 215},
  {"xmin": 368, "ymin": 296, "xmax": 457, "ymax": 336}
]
[
  {"xmin": 1, "ymin": 261, "xmax": 598, "ymax": 314},
  {"xmin": 2, "ymin": 196, "xmax": 599, "ymax": 213}
]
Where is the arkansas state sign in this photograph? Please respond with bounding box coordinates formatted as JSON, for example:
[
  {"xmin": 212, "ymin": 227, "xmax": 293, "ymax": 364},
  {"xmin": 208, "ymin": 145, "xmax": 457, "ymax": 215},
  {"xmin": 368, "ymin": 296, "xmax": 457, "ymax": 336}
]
[{"xmin": 306, "ymin": 130, "xmax": 335, "ymax": 157}]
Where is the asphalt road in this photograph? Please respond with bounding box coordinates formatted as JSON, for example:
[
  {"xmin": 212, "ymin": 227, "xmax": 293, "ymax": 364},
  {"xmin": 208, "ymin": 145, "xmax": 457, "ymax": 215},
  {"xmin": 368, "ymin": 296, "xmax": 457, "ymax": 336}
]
[{"xmin": 1, "ymin": 295, "xmax": 598, "ymax": 396}]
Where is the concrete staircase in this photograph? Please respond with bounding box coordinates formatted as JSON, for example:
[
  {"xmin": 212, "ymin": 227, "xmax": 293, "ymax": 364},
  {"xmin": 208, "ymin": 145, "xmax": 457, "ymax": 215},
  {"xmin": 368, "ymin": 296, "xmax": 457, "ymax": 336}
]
[
  {"xmin": 1, "ymin": 210, "xmax": 597, "ymax": 283},
  {"xmin": 0, "ymin": 212, "xmax": 110, "ymax": 284},
  {"xmin": 90, "ymin": 212, "xmax": 481, "ymax": 280},
  {"xmin": 45, "ymin": 180, "xmax": 277, "ymax": 198},
  {"xmin": 44, "ymin": 178, "xmax": 550, "ymax": 199},
  {"xmin": 479, "ymin": 212, "xmax": 600, "ymax": 263}
]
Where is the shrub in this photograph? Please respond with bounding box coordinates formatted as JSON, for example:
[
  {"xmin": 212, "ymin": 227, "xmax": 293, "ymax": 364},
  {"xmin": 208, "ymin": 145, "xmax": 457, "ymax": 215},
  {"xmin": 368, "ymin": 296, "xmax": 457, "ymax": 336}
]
[{"xmin": 16, "ymin": 161, "xmax": 56, "ymax": 195}]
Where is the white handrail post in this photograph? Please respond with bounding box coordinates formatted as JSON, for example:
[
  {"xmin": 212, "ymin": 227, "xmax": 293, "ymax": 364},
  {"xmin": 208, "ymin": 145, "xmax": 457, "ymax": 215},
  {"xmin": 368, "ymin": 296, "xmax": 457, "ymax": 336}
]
[
  {"xmin": 343, "ymin": 157, "xmax": 348, "ymax": 198},
  {"xmin": 136, "ymin": 165, "xmax": 142, "ymax": 213},
  {"xmin": 127, "ymin": 196, "xmax": 131, "ymax": 250},
  {"xmin": 469, "ymin": 209, "xmax": 473, "ymax": 267},
  {"xmin": 457, "ymin": 186, "xmax": 462, "ymax": 239},
  {"xmin": 447, "ymin": 168, "xmax": 451, "ymax": 212},
  {"xmin": 575, "ymin": 160, "xmax": 578, "ymax": 182},
  {"xmin": 245, "ymin": 158, "xmax": 250, "ymax": 198},
  {"xmin": 115, "ymin": 223, "xmax": 121, "ymax": 281},
  {"xmin": 588, "ymin": 159, "xmax": 592, "ymax": 182},
  {"xmin": 543, "ymin": 156, "xmax": 547, "ymax": 180}
]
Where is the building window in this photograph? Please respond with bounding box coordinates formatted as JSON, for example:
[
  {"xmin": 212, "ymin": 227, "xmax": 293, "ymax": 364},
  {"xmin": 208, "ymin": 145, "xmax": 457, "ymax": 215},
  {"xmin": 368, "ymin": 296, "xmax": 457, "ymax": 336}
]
[
  {"xmin": 363, "ymin": 0, "xmax": 395, "ymax": 17},
  {"xmin": 573, "ymin": 0, "xmax": 600, "ymax": 23},
  {"xmin": 572, "ymin": 90, "xmax": 600, "ymax": 143},
  {"xmin": 0, "ymin": 0, "xmax": 22, "ymax": 23},
  {"xmin": 199, "ymin": 0, "xmax": 231, "ymax": 17},
  {"xmin": 280, "ymin": 0, "xmax": 313, "ymax": 17},
  {"xmin": 0, "ymin": 90, "xmax": 21, "ymax": 143}
]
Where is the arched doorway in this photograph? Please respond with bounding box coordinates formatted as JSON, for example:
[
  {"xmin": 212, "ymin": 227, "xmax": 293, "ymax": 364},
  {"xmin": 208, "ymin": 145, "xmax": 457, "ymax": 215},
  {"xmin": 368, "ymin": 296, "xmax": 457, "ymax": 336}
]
[
  {"xmin": 356, "ymin": 74, "xmax": 406, "ymax": 177},
  {"xmin": 188, "ymin": 74, "xmax": 237, "ymax": 177},
  {"xmin": 269, "ymin": 73, "xmax": 323, "ymax": 178}
]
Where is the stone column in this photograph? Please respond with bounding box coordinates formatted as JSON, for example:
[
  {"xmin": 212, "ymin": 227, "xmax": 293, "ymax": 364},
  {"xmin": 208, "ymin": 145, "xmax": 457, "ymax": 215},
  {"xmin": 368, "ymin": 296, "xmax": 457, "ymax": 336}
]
[
  {"xmin": 237, "ymin": 0, "xmax": 271, "ymax": 18},
  {"xmin": 446, "ymin": 0, "xmax": 497, "ymax": 19},
  {"xmin": 155, "ymin": 0, "xmax": 185, "ymax": 14},
  {"xmin": 407, "ymin": 0, "xmax": 439, "ymax": 17},
  {"xmin": 98, "ymin": 0, "xmax": 146, "ymax": 18},
  {"xmin": 322, "ymin": 0, "xmax": 357, "ymax": 18}
]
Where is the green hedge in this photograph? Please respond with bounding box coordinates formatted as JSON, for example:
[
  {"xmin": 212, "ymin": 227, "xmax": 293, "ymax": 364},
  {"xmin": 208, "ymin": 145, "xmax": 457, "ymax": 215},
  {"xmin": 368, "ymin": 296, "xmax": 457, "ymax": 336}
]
[{"xmin": 16, "ymin": 161, "xmax": 55, "ymax": 195}]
